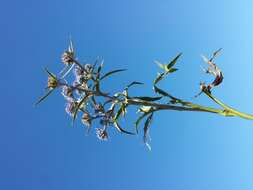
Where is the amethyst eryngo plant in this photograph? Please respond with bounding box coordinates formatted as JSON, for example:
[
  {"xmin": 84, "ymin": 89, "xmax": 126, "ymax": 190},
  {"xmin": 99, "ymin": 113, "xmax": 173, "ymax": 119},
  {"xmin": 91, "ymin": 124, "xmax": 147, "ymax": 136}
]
[{"xmin": 35, "ymin": 41, "xmax": 253, "ymax": 150}]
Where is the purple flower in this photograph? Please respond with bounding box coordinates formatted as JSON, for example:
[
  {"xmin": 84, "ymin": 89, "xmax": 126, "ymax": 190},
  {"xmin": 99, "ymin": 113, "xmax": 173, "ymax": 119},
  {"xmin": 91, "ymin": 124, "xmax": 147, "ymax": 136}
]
[
  {"xmin": 82, "ymin": 112, "xmax": 92, "ymax": 127},
  {"xmin": 61, "ymin": 86, "xmax": 74, "ymax": 101},
  {"xmin": 61, "ymin": 51, "xmax": 74, "ymax": 65},
  {"xmin": 94, "ymin": 103, "xmax": 104, "ymax": 114},
  {"xmin": 65, "ymin": 101, "xmax": 77, "ymax": 117},
  {"xmin": 74, "ymin": 65, "xmax": 84, "ymax": 78},
  {"xmin": 96, "ymin": 128, "xmax": 108, "ymax": 141},
  {"xmin": 84, "ymin": 64, "xmax": 93, "ymax": 73}
]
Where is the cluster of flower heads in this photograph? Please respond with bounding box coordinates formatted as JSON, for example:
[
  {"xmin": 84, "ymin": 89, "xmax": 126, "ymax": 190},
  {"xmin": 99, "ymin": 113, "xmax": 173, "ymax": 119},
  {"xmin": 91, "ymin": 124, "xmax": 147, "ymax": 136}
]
[
  {"xmin": 61, "ymin": 63, "xmax": 111, "ymax": 140},
  {"xmin": 36, "ymin": 40, "xmax": 228, "ymax": 149},
  {"xmin": 58, "ymin": 42, "xmax": 137, "ymax": 141},
  {"xmin": 35, "ymin": 41, "xmax": 138, "ymax": 143}
]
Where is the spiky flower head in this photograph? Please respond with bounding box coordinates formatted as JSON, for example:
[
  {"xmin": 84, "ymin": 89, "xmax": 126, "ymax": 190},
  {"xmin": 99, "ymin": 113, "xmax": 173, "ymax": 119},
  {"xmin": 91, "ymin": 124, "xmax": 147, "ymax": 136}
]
[
  {"xmin": 65, "ymin": 101, "xmax": 77, "ymax": 117},
  {"xmin": 61, "ymin": 51, "xmax": 74, "ymax": 65},
  {"xmin": 61, "ymin": 40, "xmax": 75, "ymax": 65},
  {"xmin": 82, "ymin": 112, "xmax": 92, "ymax": 127},
  {"xmin": 84, "ymin": 64, "xmax": 93, "ymax": 73},
  {"xmin": 96, "ymin": 128, "xmax": 108, "ymax": 141},
  {"xmin": 94, "ymin": 103, "xmax": 104, "ymax": 114},
  {"xmin": 62, "ymin": 86, "xmax": 74, "ymax": 101}
]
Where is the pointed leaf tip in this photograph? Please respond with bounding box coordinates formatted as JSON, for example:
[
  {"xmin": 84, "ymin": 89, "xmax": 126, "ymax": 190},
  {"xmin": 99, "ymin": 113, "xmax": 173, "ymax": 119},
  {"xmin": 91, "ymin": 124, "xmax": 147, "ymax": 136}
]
[
  {"xmin": 100, "ymin": 69, "xmax": 127, "ymax": 80},
  {"xmin": 166, "ymin": 52, "xmax": 182, "ymax": 70},
  {"xmin": 44, "ymin": 68, "xmax": 57, "ymax": 79},
  {"xmin": 34, "ymin": 89, "xmax": 55, "ymax": 107}
]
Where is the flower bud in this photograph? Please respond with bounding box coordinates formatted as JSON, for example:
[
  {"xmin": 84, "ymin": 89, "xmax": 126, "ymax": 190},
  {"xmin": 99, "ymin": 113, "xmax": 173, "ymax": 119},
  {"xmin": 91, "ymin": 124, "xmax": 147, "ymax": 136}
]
[
  {"xmin": 61, "ymin": 51, "xmax": 74, "ymax": 65},
  {"xmin": 82, "ymin": 112, "xmax": 92, "ymax": 127},
  {"xmin": 47, "ymin": 75, "xmax": 58, "ymax": 89},
  {"xmin": 94, "ymin": 103, "xmax": 104, "ymax": 114},
  {"xmin": 96, "ymin": 128, "xmax": 108, "ymax": 141},
  {"xmin": 65, "ymin": 101, "xmax": 77, "ymax": 117}
]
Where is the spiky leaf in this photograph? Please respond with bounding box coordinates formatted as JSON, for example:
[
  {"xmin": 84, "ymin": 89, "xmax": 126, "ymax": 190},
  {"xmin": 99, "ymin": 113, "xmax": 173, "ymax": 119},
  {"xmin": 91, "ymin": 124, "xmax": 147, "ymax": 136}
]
[{"xmin": 34, "ymin": 89, "xmax": 55, "ymax": 106}]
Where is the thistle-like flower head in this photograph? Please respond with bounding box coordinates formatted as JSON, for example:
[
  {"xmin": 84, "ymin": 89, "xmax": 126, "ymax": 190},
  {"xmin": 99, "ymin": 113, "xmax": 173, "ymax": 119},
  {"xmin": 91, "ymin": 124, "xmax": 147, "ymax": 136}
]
[
  {"xmin": 82, "ymin": 112, "xmax": 92, "ymax": 127},
  {"xmin": 96, "ymin": 128, "xmax": 108, "ymax": 141},
  {"xmin": 65, "ymin": 100, "xmax": 77, "ymax": 117}
]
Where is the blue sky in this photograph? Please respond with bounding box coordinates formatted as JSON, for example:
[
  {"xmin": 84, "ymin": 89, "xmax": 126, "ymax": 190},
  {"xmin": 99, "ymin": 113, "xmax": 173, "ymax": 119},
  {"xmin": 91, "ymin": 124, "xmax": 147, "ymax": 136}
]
[{"xmin": 2, "ymin": 0, "xmax": 253, "ymax": 189}]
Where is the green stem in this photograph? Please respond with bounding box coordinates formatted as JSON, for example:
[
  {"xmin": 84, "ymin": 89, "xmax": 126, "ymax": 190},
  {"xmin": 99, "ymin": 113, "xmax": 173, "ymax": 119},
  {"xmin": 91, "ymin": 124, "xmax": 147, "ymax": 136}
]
[
  {"xmin": 204, "ymin": 91, "xmax": 253, "ymax": 120},
  {"xmin": 127, "ymin": 98, "xmax": 236, "ymax": 117}
]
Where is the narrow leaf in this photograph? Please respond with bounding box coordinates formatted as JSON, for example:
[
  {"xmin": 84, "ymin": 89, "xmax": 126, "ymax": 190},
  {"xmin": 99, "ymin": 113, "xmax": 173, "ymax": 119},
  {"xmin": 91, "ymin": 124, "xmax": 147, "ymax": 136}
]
[
  {"xmin": 143, "ymin": 112, "xmax": 154, "ymax": 150},
  {"xmin": 210, "ymin": 48, "xmax": 222, "ymax": 62},
  {"xmin": 125, "ymin": 81, "xmax": 144, "ymax": 90},
  {"xmin": 168, "ymin": 68, "xmax": 178, "ymax": 73},
  {"xmin": 132, "ymin": 96, "xmax": 162, "ymax": 101},
  {"xmin": 153, "ymin": 85, "xmax": 177, "ymax": 100},
  {"xmin": 114, "ymin": 103, "xmax": 126, "ymax": 121},
  {"xmin": 73, "ymin": 94, "xmax": 89, "ymax": 124},
  {"xmin": 69, "ymin": 38, "xmax": 74, "ymax": 53},
  {"xmin": 166, "ymin": 53, "xmax": 182, "ymax": 70},
  {"xmin": 153, "ymin": 85, "xmax": 170, "ymax": 96},
  {"xmin": 135, "ymin": 112, "xmax": 150, "ymax": 134},
  {"xmin": 113, "ymin": 121, "xmax": 135, "ymax": 135},
  {"xmin": 154, "ymin": 60, "xmax": 166, "ymax": 70},
  {"xmin": 34, "ymin": 89, "xmax": 54, "ymax": 106},
  {"xmin": 44, "ymin": 68, "xmax": 57, "ymax": 79},
  {"xmin": 100, "ymin": 69, "xmax": 126, "ymax": 80},
  {"xmin": 97, "ymin": 60, "xmax": 103, "ymax": 74},
  {"xmin": 154, "ymin": 72, "xmax": 165, "ymax": 84}
]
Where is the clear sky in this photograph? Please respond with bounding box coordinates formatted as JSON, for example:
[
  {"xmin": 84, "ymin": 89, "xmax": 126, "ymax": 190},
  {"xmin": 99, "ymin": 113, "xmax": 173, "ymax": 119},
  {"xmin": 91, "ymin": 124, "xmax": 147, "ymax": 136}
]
[{"xmin": 2, "ymin": 0, "xmax": 253, "ymax": 189}]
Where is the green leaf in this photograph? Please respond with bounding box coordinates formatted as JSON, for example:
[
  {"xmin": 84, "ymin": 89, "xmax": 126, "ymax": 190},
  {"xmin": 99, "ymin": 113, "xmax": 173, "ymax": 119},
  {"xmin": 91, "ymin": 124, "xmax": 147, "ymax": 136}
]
[
  {"xmin": 114, "ymin": 103, "xmax": 127, "ymax": 121},
  {"xmin": 166, "ymin": 53, "xmax": 182, "ymax": 70},
  {"xmin": 123, "ymin": 81, "xmax": 144, "ymax": 98},
  {"xmin": 168, "ymin": 68, "xmax": 178, "ymax": 73},
  {"xmin": 113, "ymin": 121, "xmax": 135, "ymax": 135},
  {"xmin": 153, "ymin": 85, "xmax": 170, "ymax": 96},
  {"xmin": 34, "ymin": 89, "xmax": 55, "ymax": 106},
  {"xmin": 132, "ymin": 96, "xmax": 162, "ymax": 101},
  {"xmin": 72, "ymin": 94, "xmax": 89, "ymax": 124},
  {"xmin": 100, "ymin": 69, "xmax": 126, "ymax": 80},
  {"xmin": 153, "ymin": 85, "xmax": 177, "ymax": 100},
  {"xmin": 97, "ymin": 60, "xmax": 103, "ymax": 75},
  {"xmin": 210, "ymin": 48, "xmax": 222, "ymax": 62},
  {"xmin": 44, "ymin": 68, "xmax": 57, "ymax": 79},
  {"xmin": 93, "ymin": 61, "xmax": 104, "ymax": 92},
  {"xmin": 154, "ymin": 72, "xmax": 165, "ymax": 84},
  {"xmin": 143, "ymin": 112, "xmax": 154, "ymax": 150},
  {"xmin": 125, "ymin": 81, "xmax": 144, "ymax": 90},
  {"xmin": 154, "ymin": 60, "xmax": 166, "ymax": 70},
  {"xmin": 135, "ymin": 112, "xmax": 150, "ymax": 134}
]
